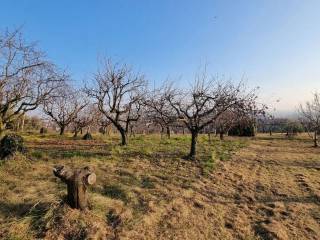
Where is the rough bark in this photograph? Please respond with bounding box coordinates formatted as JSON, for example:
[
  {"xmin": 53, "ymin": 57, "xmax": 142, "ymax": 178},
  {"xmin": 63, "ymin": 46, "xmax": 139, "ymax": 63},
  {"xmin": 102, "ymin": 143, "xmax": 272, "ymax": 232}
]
[
  {"xmin": 59, "ymin": 126, "xmax": 65, "ymax": 135},
  {"xmin": 219, "ymin": 132, "xmax": 224, "ymax": 140},
  {"xmin": 53, "ymin": 165, "xmax": 96, "ymax": 210},
  {"xmin": 120, "ymin": 129, "xmax": 127, "ymax": 145},
  {"xmin": 189, "ymin": 131, "xmax": 198, "ymax": 159},
  {"xmin": 314, "ymin": 131, "xmax": 318, "ymax": 147},
  {"xmin": 160, "ymin": 126, "xmax": 164, "ymax": 139}
]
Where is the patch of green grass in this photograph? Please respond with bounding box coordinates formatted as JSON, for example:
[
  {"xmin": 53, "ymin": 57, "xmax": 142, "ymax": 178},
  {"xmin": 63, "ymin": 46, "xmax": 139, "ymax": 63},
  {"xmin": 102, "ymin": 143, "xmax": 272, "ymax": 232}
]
[
  {"xmin": 29, "ymin": 150, "xmax": 45, "ymax": 159},
  {"xmin": 212, "ymin": 139, "xmax": 247, "ymax": 161},
  {"xmin": 43, "ymin": 150, "xmax": 108, "ymax": 159},
  {"xmin": 199, "ymin": 138, "xmax": 247, "ymax": 174}
]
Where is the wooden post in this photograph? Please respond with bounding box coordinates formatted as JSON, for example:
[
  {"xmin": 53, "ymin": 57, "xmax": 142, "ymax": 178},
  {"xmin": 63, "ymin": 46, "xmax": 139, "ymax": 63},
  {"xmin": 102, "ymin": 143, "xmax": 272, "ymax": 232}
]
[{"xmin": 53, "ymin": 165, "xmax": 96, "ymax": 210}]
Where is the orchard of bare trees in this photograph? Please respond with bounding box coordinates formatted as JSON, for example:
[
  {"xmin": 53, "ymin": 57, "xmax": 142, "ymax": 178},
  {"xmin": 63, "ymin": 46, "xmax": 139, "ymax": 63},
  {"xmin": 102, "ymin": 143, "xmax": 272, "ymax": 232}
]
[
  {"xmin": 0, "ymin": 28, "xmax": 269, "ymax": 159},
  {"xmin": 2, "ymin": 3, "xmax": 320, "ymax": 239}
]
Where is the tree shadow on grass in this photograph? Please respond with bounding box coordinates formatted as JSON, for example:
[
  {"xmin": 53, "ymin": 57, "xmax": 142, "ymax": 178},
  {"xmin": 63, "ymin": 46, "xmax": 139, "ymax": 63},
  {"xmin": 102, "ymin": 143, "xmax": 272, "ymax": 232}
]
[
  {"xmin": 0, "ymin": 201, "xmax": 51, "ymax": 237},
  {"xmin": 0, "ymin": 201, "xmax": 35, "ymax": 218}
]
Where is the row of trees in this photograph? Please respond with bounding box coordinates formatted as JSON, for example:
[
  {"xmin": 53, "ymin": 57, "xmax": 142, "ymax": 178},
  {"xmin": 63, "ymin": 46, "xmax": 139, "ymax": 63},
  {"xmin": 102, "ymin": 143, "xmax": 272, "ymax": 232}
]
[
  {"xmin": 299, "ymin": 92, "xmax": 320, "ymax": 147},
  {"xmin": 40, "ymin": 58, "xmax": 265, "ymax": 159},
  {"xmin": 0, "ymin": 29, "xmax": 266, "ymax": 159}
]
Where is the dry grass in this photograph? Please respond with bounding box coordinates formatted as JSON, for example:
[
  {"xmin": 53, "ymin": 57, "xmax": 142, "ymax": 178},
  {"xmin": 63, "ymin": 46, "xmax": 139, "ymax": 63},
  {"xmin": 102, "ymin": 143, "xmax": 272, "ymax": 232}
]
[{"xmin": 0, "ymin": 132, "xmax": 319, "ymax": 239}]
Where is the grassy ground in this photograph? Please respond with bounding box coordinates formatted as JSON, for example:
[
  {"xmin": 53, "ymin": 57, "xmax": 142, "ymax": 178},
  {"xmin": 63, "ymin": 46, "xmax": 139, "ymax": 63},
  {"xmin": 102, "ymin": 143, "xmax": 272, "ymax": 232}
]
[{"xmin": 0, "ymin": 132, "xmax": 319, "ymax": 239}]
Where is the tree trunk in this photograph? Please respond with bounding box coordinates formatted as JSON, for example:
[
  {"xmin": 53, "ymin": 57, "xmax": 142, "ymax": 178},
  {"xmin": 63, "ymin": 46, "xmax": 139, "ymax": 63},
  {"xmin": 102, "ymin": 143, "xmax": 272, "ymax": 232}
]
[
  {"xmin": 188, "ymin": 130, "xmax": 198, "ymax": 160},
  {"xmin": 252, "ymin": 124, "xmax": 257, "ymax": 137},
  {"xmin": 60, "ymin": 126, "xmax": 65, "ymax": 135},
  {"xmin": 120, "ymin": 129, "xmax": 127, "ymax": 145},
  {"xmin": 130, "ymin": 125, "xmax": 135, "ymax": 137},
  {"xmin": 160, "ymin": 126, "xmax": 164, "ymax": 139},
  {"xmin": 208, "ymin": 133, "xmax": 212, "ymax": 143},
  {"xmin": 166, "ymin": 126, "xmax": 171, "ymax": 139},
  {"xmin": 269, "ymin": 130, "xmax": 272, "ymax": 136},
  {"xmin": 73, "ymin": 128, "xmax": 79, "ymax": 138},
  {"xmin": 219, "ymin": 132, "xmax": 224, "ymax": 140},
  {"xmin": 53, "ymin": 165, "xmax": 96, "ymax": 210},
  {"xmin": 314, "ymin": 131, "xmax": 318, "ymax": 147}
]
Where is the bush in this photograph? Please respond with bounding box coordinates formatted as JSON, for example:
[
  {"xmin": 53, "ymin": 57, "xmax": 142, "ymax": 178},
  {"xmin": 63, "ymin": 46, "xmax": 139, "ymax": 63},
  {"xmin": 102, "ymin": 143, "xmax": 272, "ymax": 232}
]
[
  {"xmin": 40, "ymin": 127, "xmax": 48, "ymax": 134},
  {"xmin": 228, "ymin": 124, "xmax": 255, "ymax": 137},
  {"xmin": 284, "ymin": 121, "xmax": 304, "ymax": 136},
  {"xmin": 83, "ymin": 133, "xmax": 93, "ymax": 140},
  {"xmin": 0, "ymin": 134, "xmax": 26, "ymax": 159}
]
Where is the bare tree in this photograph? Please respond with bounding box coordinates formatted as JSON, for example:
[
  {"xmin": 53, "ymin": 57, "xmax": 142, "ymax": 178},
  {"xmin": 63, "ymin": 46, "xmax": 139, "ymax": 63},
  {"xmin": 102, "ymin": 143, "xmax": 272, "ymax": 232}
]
[
  {"xmin": 72, "ymin": 104, "xmax": 98, "ymax": 137},
  {"xmin": 43, "ymin": 86, "xmax": 88, "ymax": 135},
  {"xmin": 144, "ymin": 83, "xmax": 177, "ymax": 138},
  {"xmin": 85, "ymin": 59, "xmax": 146, "ymax": 145},
  {"xmin": 96, "ymin": 111, "xmax": 112, "ymax": 135},
  {"xmin": 166, "ymin": 73, "xmax": 259, "ymax": 159},
  {"xmin": 0, "ymin": 28, "xmax": 65, "ymax": 132},
  {"xmin": 299, "ymin": 92, "xmax": 320, "ymax": 147},
  {"xmin": 214, "ymin": 110, "xmax": 238, "ymax": 140}
]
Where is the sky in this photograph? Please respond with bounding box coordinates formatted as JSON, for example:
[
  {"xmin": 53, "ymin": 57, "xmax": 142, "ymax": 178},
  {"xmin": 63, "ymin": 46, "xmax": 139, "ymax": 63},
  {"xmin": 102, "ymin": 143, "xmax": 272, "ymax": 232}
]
[{"xmin": 1, "ymin": 0, "xmax": 320, "ymax": 116}]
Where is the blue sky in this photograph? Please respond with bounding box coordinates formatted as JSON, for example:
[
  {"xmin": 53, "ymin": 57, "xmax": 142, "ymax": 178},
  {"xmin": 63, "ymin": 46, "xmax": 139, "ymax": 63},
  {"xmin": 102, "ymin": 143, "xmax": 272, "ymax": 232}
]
[{"xmin": 1, "ymin": 0, "xmax": 320, "ymax": 115}]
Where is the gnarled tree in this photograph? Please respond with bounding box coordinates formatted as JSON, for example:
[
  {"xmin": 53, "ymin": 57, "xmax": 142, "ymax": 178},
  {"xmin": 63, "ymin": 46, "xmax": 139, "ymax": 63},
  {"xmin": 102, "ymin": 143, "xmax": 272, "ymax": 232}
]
[
  {"xmin": 71, "ymin": 104, "xmax": 98, "ymax": 137},
  {"xmin": 166, "ymin": 73, "xmax": 260, "ymax": 159},
  {"xmin": 214, "ymin": 110, "xmax": 239, "ymax": 140},
  {"xmin": 144, "ymin": 83, "xmax": 177, "ymax": 138},
  {"xmin": 0, "ymin": 28, "xmax": 65, "ymax": 132},
  {"xmin": 85, "ymin": 59, "xmax": 146, "ymax": 145},
  {"xmin": 43, "ymin": 86, "xmax": 88, "ymax": 135}
]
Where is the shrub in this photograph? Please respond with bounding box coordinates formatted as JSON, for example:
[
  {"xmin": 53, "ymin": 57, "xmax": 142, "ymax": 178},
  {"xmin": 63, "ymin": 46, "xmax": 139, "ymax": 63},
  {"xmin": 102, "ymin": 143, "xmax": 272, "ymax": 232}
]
[
  {"xmin": 83, "ymin": 133, "xmax": 93, "ymax": 140},
  {"xmin": 0, "ymin": 134, "xmax": 26, "ymax": 159},
  {"xmin": 228, "ymin": 124, "xmax": 255, "ymax": 136}
]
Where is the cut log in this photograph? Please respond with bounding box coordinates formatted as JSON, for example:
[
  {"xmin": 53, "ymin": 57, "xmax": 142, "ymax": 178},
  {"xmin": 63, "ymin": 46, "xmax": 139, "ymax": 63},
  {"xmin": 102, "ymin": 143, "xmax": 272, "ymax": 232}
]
[{"xmin": 53, "ymin": 165, "xmax": 96, "ymax": 210}]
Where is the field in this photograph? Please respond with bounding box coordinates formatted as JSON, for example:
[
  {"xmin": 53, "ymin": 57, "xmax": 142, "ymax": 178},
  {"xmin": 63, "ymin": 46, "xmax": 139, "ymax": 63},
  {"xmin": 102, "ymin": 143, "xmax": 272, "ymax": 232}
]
[{"xmin": 0, "ymin": 133, "xmax": 320, "ymax": 240}]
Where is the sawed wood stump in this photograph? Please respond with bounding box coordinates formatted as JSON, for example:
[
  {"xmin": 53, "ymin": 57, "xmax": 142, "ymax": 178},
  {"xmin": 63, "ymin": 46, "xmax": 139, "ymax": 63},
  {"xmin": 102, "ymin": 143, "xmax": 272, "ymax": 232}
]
[{"xmin": 53, "ymin": 165, "xmax": 96, "ymax": 210}]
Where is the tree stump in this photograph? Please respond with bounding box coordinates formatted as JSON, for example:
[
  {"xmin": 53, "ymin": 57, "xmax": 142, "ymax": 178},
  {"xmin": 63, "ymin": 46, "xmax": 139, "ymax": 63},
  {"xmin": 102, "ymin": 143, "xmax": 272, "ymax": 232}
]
[{"xmin": 53, "ymin": 165, "xmax": 96, "ymax": 210}]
